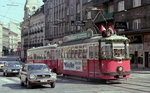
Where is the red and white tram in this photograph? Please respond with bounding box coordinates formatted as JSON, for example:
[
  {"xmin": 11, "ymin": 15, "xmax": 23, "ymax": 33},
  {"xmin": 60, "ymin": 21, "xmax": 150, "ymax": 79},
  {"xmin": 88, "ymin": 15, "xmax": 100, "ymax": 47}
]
[
  {"xmin": 57, "ymin": 34, "xmax": 130, "ymax": 80},
  {"xmin": 27, "ymin": 30, "xmax": 131, "ymax": 80},
  {"xmin": 27, "ymin": 44, "xmax": 58, "ymax": 72}
]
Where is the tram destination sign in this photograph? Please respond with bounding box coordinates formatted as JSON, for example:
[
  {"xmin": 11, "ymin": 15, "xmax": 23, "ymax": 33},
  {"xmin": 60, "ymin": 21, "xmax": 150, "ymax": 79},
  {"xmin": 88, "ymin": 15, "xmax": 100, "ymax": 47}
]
[{"xmin": 63, "ymin": 30, "xmax": 93, "ymax": 42}]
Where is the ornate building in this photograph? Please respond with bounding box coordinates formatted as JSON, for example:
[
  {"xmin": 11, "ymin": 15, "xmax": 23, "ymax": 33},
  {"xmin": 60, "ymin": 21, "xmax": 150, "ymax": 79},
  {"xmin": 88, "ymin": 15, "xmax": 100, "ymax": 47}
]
[
  {"xmin": 43, "ymin": 0, "xmax": 94, "ymax": 44},
  {"xmin": 21, "ymin": 0, "xmax": 45, "ymax": 60}
]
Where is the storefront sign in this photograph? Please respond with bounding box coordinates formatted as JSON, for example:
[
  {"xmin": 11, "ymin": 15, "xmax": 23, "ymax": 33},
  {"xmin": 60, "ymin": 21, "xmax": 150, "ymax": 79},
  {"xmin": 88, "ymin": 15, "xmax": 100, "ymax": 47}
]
[
  {"xmin": 63, "ymin": 30, "xmax": 93, "ymax": 42},
  {"xmin": 63, "ymin": 60, "xmax": 82, "ymax": 71}
]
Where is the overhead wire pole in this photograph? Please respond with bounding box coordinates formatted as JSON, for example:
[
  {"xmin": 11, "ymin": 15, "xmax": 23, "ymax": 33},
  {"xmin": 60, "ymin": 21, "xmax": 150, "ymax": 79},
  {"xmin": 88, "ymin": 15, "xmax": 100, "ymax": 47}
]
[{"xmin": 89, "ymin": 7, "xmax": 108, "ymax": 34}]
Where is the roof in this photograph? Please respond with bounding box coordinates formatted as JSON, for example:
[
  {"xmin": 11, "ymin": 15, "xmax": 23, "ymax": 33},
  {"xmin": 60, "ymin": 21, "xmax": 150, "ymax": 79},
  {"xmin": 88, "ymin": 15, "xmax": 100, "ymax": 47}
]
[
  {"xmin": 28, "ymin": 44, "xmax": 57, "ymax": 51},
  {"xmin": 101, "ymin": 34, "xmax": 129, "ymax": 41},
  {"xmin": 26, "ymin": 63, "xmax": 46, "ymax": 65},
  {"xmin": 32, "ymin": 5, "xmax": 44, "ymax": 17},
  {"xmin": 59, "ymin": 36, "xmax": 102, "ymax": 46}
]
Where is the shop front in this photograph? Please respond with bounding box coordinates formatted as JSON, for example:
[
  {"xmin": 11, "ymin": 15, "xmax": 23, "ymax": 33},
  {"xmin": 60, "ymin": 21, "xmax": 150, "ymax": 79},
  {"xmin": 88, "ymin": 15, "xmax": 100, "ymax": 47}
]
[
  {"xmin": 143, "ymin": 34, "xmax": 150, "ymax": 68},
  {"xmin": 127, "ymin": 35, "xmax": 143, "ymax": 68}
]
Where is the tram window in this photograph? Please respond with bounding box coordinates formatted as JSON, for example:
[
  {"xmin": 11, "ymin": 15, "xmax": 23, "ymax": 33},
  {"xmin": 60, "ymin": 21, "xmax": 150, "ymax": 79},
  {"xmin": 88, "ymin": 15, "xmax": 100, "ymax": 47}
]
[
  {"xmin": 75, "ymin": 46, "xmax": 78, "ymax": 59},
  {"xmin": 71, "ymin": 47, "xmax": 75, "ymax": 58},
  {"xmin": 61, "ymin": 49, "xmax": 64, "ymax": 58},
  {"xmin": 83, "ymin": 46, "xmax": 87, "ymax": 59},
  {"xmin": 89, "ymin": 46, "xmax": 93, "ymax": 59},
  {"xmin": 47, "ymin": 51, "xmax": 50, "ymax": 59},
  {"xmin": 34, "ymin": 54, "xmax": 37, "ymax": 59},
  {"xmin": 78, "ymin": 46, "xmax": 83, "ymax": 58},
  {"xmin": 101, "ymin": 45, "xmax": 112, "ymax": 58},
  {"xmin": 113, "ymin": 42, "xmax": 125, "ymax": 58},
  {"xmin": 114, "ymin": 49, "xmax": 125, "ymax": 58},
  {"xmin": 95, "ymin": 46, "xmax": 99, "ymax": 59}
]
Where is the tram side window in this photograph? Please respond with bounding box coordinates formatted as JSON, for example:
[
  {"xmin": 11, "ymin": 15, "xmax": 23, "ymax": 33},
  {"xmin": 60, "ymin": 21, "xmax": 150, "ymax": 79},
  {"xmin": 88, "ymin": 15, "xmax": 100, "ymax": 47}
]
[
  {"xmin": 71, "ymin": 47, "xmax": 75, "ymax": 59},
  {"xmin": 95, "ymin": 45, "xmax": 99, "ymax": 59},
  {"xmin": 34, "ymin": 54, "xmax": 37, "ymax": 59},
  {"xmin": 89, "ymin": 46, "xmax": 93, "ymax": 59},
  {"xmin": 78, "ymin": 46, "xmax": 83, "ymax": 58},
  {"xmin": 75, "ymin": 46, "xmax": 78, "ymax": 59},
  {"xmin": 47, "ymin": 51, "xmax": 50, "ymax": 59},
  {"xmin": 83, "ymin": 46, "xmax": 87, "ymax": 59}
]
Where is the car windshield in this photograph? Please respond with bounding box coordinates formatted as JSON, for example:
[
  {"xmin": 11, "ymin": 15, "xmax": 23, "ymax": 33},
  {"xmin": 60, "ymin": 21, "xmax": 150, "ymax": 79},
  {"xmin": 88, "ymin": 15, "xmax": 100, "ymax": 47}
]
[
  {"xmin": 7, "ymin": 63, "xmax": 21, "ymax": 67},
  {"xmin": 28, "ymin": 65, "xmax": 49, "ymax": 72},
  {"xmin": 0, "ymin": 62, "xmax": 4, "ymax": 64}
]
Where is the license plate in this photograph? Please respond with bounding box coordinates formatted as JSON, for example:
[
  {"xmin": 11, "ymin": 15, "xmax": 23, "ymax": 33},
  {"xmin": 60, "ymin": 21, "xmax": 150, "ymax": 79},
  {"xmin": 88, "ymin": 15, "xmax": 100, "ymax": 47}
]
[
  {"xmin": 13, "ymin": 70, "xmax": 18, "ymax": 72},
  {"xmin": 119, "ymin": 75, "xmax": 123, "ymax": 78},
  {"xmin": 40, "ymin": 80, "xmax": 47, "ymax": 82}
]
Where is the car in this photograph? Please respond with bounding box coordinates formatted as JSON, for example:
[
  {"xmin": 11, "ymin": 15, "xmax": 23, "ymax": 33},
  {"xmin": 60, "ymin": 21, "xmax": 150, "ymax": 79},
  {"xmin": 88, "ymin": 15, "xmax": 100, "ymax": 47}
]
[
  {"xmin": 3, "ymin": 61, "xmax": 22, "ymax": 76},
  {"xmin": 19, "ymin": 63, "xmax": 57, "ymax": 88},
  {"xmin": 0, "ymin": 61, "xmax": 6, "ymax": 71}
]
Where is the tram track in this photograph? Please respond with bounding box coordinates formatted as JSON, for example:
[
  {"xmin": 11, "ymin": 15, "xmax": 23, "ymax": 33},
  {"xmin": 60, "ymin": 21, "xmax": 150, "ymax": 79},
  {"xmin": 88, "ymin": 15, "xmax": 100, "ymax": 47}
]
[{"xmin": 109, "ymin": 79, "xmax": 150, "ymax": 93}]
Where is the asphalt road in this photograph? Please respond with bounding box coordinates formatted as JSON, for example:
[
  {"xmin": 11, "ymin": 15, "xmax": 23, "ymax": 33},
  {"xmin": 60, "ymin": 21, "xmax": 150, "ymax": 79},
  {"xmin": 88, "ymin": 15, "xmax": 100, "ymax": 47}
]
[{"xmin": 0, "ymin": 72, "xmax": 150, "ymax": 93}]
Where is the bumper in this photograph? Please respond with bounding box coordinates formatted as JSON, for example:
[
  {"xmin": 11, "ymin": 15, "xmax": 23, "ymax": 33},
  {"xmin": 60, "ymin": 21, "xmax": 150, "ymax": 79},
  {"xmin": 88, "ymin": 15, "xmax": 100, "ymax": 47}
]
[
  {"xmin": 29, "ymin": 79, "xmax": 56, "ymax": 85},
  {"xmin": 7, "ymin": 70, "xmax": 20, "ymax": 74}
]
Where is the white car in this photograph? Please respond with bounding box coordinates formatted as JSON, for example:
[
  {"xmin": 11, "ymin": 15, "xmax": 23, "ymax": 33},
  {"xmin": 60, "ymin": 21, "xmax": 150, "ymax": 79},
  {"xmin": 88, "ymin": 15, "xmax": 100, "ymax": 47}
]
[{"xmin": 19, "ymin": 63, "xmax": 57, "ymax": 88}]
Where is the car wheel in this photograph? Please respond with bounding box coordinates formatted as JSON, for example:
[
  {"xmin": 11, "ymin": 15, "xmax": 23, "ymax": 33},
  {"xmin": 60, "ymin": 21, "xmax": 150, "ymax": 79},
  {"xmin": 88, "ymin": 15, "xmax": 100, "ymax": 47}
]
[
  {"xmin": 20, "ymin": 79, "xmax": 24, "ymax": 86},
  {"xmin": 26, "ymin": 80, "xmax": 32, "ymax": 89},
  {"xmin": 5, "ymin": 72, "xmax": 9, "ymax": 77},
  {"xmin": 50, "ymin": 82, "xmax": 55, "ymax": 88},
  {"xmin": 3, "ymin": 72, "xmax": 5, "ymax": 76}
]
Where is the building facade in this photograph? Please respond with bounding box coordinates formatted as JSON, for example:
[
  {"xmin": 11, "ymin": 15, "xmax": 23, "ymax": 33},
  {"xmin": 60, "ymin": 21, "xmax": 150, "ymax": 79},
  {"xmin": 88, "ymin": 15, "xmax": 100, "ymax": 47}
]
[
  {"xmin": 0, "ymin": 23, "xmax": 20, "ymax": 56},
  {"xmin": 43, "ymin": 0, "xmax": 95, "ymax": 44},
  {"xmin": 114, "ymin": 0, "xmax": 150, "ymax": 68},
  {"xmin": 21, "ymin": 0, "xmax": 45, "ymax": 60}
]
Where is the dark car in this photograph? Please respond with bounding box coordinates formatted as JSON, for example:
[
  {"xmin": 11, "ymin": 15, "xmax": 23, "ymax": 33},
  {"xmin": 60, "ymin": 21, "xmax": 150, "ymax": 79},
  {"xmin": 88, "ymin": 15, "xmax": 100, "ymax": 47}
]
[
  {"xmin": 19, "ymin": 63, "xmax": 57, "ymax": 88},
  {"xmin": 3, "ymin": 61, "xmax": 22, "ymax": 76}
]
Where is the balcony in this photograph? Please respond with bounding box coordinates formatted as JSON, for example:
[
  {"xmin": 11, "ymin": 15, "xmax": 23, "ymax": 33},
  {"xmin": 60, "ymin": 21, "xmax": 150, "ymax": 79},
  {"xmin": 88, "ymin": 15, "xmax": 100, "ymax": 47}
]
[
  {"xmin": 93, "ymin": 0, "xmax": 110, "ymax": 5},
  {"xmin": 95, "ymin": 12, "xmax": 114, "ymax": 23}
]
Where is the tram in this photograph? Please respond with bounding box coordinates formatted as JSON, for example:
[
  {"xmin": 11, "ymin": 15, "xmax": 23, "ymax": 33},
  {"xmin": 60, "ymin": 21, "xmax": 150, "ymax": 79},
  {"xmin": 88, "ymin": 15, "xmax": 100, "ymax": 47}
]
[
  {"xmin": 27, "ymin": 44, "xmax": 58, "ymax": 72},
  {"xmin": 57, "ymin": 29, "xmax": 130, "ymax": 80},
  {"xmin": 27, "ymin": 26, "xmax": 131, "ymax": 80}
]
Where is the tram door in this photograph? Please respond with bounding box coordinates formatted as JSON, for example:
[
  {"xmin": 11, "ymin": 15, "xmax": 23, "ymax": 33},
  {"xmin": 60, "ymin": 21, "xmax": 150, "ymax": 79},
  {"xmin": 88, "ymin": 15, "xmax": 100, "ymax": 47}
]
[
  {"xmin": 88, "ymin": 44, "xmax": 96, "ymax": 78},
  {"xmin": 94, "ymin": 44, "xmax": 100, "ymax": 78}
]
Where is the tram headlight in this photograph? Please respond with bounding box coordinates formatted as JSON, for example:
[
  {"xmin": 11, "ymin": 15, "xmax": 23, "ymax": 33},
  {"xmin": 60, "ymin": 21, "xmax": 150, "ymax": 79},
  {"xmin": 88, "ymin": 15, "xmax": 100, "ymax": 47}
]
[{"xmin": 117, "ymin": 66, "xmax": 123, "ymax": 72}]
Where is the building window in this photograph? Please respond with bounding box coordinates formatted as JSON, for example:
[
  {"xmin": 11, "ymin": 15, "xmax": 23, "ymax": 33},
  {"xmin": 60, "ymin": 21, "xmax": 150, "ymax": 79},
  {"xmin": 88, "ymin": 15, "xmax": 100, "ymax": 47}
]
[
  {"xmin": 132, "ymin": 19, "xmax": 141, "ymax": 30},
  {"xmin": 87, "ymin": 0, "xmax": 91, "ymax": 2},
  {"xmin": 118, "ymin": 1, "xmax": 124, "ymax": 11},
  {"xmin": 133, "ymin": 0, "xmax": 141, "ymax": 7},
  {"xmin": 108, "ymin": 4, "xmax": 114, "ymax": 13}
]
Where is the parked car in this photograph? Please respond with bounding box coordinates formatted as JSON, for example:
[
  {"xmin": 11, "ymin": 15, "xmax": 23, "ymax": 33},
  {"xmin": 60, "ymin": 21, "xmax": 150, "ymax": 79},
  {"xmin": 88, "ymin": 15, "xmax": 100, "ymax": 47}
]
[
  {"xmin": 19, "ymin": 63, "xmax": 57, "ymax": 88},
  {"xmin": 3, "ymin": 61, "xmax": 22, "ymax": 76},
  {"xmin": 0, "ymin": 61, "xmax": 6, "ymax": 71}
]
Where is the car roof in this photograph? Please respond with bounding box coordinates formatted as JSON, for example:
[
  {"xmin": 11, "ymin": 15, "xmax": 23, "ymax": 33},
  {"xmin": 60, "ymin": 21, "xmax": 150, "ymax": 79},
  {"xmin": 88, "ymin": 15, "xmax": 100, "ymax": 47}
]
[
  {"xmin": 5, "ymin": 61, "xmax": 20, "ymax": 63},
  {"xmin": 26, "ymin": 63, "xmax": 46, "ymax": 66}
]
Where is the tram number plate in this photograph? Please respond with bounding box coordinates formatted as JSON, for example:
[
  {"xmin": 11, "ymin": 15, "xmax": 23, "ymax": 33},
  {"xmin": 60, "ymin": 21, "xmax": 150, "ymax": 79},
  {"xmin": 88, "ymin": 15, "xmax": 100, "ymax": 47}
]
[{"xmin": 119, "ymin": 75, "xmax": 123, "ymax": 78}]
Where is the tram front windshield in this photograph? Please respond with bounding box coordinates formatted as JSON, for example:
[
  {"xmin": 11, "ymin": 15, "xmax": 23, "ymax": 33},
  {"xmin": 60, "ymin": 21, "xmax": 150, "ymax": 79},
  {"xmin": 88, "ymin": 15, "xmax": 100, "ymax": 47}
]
[{"xmin": 113, "ymin": 42, "xmax": 125, "ymax": 59}]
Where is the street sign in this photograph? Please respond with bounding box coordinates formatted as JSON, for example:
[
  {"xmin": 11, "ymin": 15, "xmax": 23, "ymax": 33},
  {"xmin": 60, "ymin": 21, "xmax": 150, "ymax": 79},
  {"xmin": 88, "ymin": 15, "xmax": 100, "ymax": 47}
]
[
  {"xmin": 71, "ymin": 21, "xmax": 85, "ymax": 26},
  {"xmin": 114, "ymin": 22, "xmax": 127, "ymax": 29}
]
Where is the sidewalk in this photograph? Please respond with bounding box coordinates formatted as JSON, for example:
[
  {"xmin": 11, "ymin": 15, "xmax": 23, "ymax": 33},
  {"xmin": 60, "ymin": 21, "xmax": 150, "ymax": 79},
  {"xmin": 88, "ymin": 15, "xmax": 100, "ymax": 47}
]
[{"xmin": 131, "ymin": 68, "xmax": 150, "ymax": 74}]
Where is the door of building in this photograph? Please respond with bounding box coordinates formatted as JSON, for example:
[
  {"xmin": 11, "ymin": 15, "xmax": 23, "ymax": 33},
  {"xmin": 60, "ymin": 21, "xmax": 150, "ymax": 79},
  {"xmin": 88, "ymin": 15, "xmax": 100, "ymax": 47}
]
[{"xmin": 145, "ymin": 52, "xmax": 148, "ymax": 68}]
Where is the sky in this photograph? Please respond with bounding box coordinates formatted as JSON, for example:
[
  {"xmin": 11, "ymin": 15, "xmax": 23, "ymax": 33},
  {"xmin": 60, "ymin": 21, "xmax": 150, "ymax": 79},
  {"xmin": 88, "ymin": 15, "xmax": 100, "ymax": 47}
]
[{"xmin": 0, "ymin": 0, "xmax": 43, "ymax": 25}]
